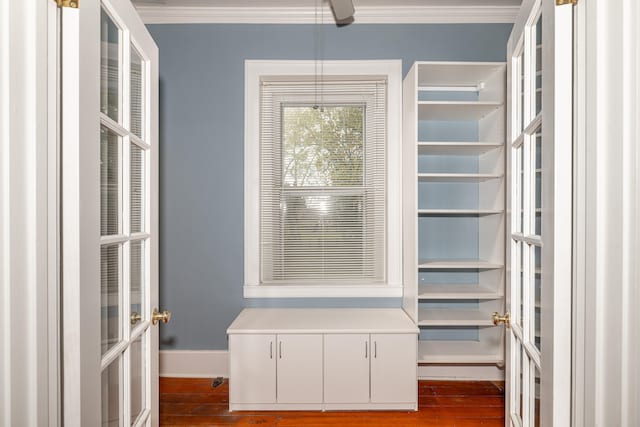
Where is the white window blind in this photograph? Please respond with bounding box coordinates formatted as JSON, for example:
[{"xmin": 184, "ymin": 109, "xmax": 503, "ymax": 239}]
[{"xmin": 259, "ymin": 77, "xmax": 387, "ymax": 285}]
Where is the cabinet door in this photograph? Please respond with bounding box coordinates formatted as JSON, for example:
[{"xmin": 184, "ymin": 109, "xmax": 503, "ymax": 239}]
[
  {"xmin": 229, "ymin": 334, "xmax": 276, "ymax": 404},
  {"xmin": 370, "ymin": 334, "xmax": 417, "ymax": 403},
  {"xmin": 276, "ymin": 334, "xmax": 323, "ymax": 404},
  {"xmin": 324, "ymin": 334, "xmax": 370, "ymax": 403}
]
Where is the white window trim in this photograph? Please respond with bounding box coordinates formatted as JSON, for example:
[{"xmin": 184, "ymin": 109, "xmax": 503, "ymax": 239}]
[{"xmin": 244, "ymin": 59, "xmax": 403, "ymax": 298}]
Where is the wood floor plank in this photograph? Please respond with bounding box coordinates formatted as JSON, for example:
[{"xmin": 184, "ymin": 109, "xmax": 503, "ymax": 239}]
[
  {"xmin": 160, "ymin": 393, "xmax": 229, "ymax": 404},
  {"xmin": 159, "ymin": 378, "xmax": 506, "ymax": 426},
  {"xmin": 160, "ymin": 414, "xmax": 278, "ymax": 426}
]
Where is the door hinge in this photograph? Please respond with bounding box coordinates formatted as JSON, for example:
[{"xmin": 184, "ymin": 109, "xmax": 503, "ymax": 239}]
[
  {"xmin": 556, "ymin": 0, "xmax": 578, "ymax": 5},
  {"xmin": 56, "ymin": 0, "xmax": 79, "ymax": 8}
]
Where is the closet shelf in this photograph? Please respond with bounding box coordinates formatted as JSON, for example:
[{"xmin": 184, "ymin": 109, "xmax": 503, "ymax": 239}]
[
  {"xmin": 418, "ymin": 284, "xmax": 502, "ymax": 300},
  {"xmin": 415, "ymin": 62, "xmax": 506, "ymax": 88},
  {"xmin": 418, "ymin": 308, "xmax": 495, "ymax": 326},
  {"xmin": 418, "ymin": 173, "xmax": 503, "ymax": 182},
  {"xmin": 418, "ymin": 260, "xmax": 503, "ymax": 270},
  {"xmin": 418, "ymin": 340, "xmax": 502, "ymax": 364},
  {"xmin": 403, "ymin": 61, "xmax": 507, "ymax": 377},
  {"xmin": 417, "ymin": 142, "xmax": 504, "ymax": 155},
  {"xmin": 418, "ymin": 101, "xmax": 503, "ymax": 121}
]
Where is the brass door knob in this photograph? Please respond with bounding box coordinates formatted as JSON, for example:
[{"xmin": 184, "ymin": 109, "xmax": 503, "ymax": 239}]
[
  {"xmin": 130, "ymin": 312, "xmax": 142, "ymax": 325},
  {"xmin": 492, "ymin": 312, "xmax": 510, "ymax": 328},
  {"xmin": 152, "ymin": 308, "xmax": 172, "ymax": 325}
]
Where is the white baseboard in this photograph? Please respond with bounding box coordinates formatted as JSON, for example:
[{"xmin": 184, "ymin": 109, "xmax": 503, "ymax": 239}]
[
  {"xmin": 418, "ymin": 365, "xmax": 505, "ymax": 381},
  {"xmin": 159, "ymin": 350, "xmax": 229, "ymax": 378},
  {"xmin": 159, "ymin": 350, "xmax": 504, "ymax": 381}
]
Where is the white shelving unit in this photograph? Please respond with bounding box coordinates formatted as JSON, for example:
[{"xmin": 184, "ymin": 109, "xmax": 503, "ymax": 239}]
[{"xmin": 402, "ymin": 62, "xmax": 506, "ymax": 377}]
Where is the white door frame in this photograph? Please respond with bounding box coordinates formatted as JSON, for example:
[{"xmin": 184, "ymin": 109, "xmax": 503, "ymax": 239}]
[
  {"xmin": 573, "ymin": 0, "xmax": 640, "ymax": 426},
  {"xmin": 0, "ymin": 0, "xmax": 61, "ymax": 425},
  {"xmin": 60, "ymin": 1, "xmax": 102, "ymax": 424}
]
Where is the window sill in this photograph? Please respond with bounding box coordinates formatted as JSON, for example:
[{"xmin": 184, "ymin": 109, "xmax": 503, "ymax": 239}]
[{"xmin": 243, "ymin": 284, "xmax": 403, "ymax": 299}]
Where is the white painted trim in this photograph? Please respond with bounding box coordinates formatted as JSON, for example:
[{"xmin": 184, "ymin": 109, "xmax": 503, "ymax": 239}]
[
  {"xmin": 46, "ymin": 2, "xmax": 61, "ymax": 425},
  {"xmin": 575, "ymin": 1, "xmax": 640, "ymax": 426},
  {"xmin": 160, "ymin": 350, "xmax": 229, "ymax": 378},
  {"xmin": 571, "ymin": 4, "xmax": 586, "ymax": 427},
  {"xmin": 0, "ymin": 2, "xmax": 10, "ymax": 425},
  {"xmin": 159, "ymin": 354, "xmax": 504, "ymax": 388},
  {"xmin": 135, "ymin": 5, "xmax": 519, "ymax": 25},
  {"xmin": 244, "ymin": 60, "xmax": 403, "ymax": 298},
  {"xmin": 0, "ymin": 0, "xmax": 57, "ymax": 424},
  {"xmin": 417, "ymin": 365, "xmax": 505, "ymax": 381}
]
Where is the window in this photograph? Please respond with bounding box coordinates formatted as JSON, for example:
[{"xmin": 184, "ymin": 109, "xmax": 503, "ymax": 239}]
[{"xmin": 244, "ymin": 60, "xmax": 402, "ymax": 298}]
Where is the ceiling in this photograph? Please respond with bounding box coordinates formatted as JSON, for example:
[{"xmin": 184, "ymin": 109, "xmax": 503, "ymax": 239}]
[{"xmin": 132, "ymin": 0, "xmax": 522, "ymax": 7}]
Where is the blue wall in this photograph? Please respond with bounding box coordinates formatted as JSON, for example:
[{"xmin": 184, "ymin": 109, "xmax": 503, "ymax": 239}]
[{"xmin": 147, "ymin": 23, "xmax": 512, "ymax": 350}]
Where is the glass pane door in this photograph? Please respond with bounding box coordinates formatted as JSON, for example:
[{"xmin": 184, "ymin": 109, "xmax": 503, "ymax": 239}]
[
  {"xmin": 509, "ymin": 5, "xmax": 543, "ymax": 427},
  {"xmin": 100, "ymin": 3, "xmax": 152, "ymax": 425}
]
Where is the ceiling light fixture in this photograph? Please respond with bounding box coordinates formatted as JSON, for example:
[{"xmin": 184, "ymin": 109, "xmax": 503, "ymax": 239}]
[{"xmin": 328, "ymin": 0, "xmax": 355, "ymax": 26}]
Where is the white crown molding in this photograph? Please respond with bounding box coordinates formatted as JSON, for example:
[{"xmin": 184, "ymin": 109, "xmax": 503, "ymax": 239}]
[{"xmin": 136, "ymin": 5, "xmax": 519, "ymax": 25}]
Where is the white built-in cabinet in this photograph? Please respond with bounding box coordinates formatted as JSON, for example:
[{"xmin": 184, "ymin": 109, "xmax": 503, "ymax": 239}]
[
  {"xmin": 402, "ymin": 62, "xmax": 507, "ymax": 373},
  {"xmin": 227, "ymin": 308, "xmax": 419, "ymax": 411},
  {"xmin": 229, "ymin": 334, "xmax": 323, "ymax": 406}
]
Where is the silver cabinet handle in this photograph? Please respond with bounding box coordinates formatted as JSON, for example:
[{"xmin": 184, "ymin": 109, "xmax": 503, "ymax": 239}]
[
  {"xmin": 270, "ymin": 341, "xmax": 273, "ymax": 359},
  {"xmin": 365, "ymin": 341, "xmax": 368, "ymax": 358},
  {"xmin": 279, "ymin": 341, "xmax": 282, "ymax": 359},
  {"xmin": 374, "ymin": 341, "xmax": 377, "ymax": 358}
]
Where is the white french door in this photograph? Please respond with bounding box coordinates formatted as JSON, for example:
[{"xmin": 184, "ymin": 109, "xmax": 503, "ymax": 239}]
[
  {"xmin": 505, "ymin": 0, "xmax": 572, "ymax": 426},
  {"xmin": 61, "ymin": 0, "xmax": 161, "ymax": 425}
]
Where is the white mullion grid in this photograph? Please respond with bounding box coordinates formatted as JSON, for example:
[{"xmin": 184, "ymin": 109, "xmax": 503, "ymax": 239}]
[
  {"xmin": 143, "ymin": 149, "xmax": 150, "ymax": 316},
  {"xmin": 130, "ymin": 232, "xmax": 150, "ymax": 240},
  {"xmin": 515, "ymin": 144, "xmax": 523, "ymax": 234},
  {"xmin": 523, "ymin": 113, "xmax": 542, "ymax": 138},
  {"xmin": 527, "ymin": 16, "xmax": 539, "ymax": 131},
  {"xmin": 520, "ymin": 25, "xmax": 534, "ymax": 427},
  {"xmin": 101, "ymin": 234, "xmax": 129, "ymax": 245},
  {"xmin": 522, "ymin": 347, "xmax": 531, "ymax": 425},
  {"xmin": 101, "ymin": 113, "xmax": 129, "ymax": 138},
  {"xmin": 526, "ymin": 129, "xmax": 540, "ymax": 362},
  {"xmin": 511, "ymin": 412, "xmax": 524, "ymax": 427},
  {"xmin": 512, "ymin": 322, "xmax": 525, "ymax": 344},
  {"xmin": 524, "ymin": 9, "xmax": 543, "ymax": 425},
  {"xmin": 524, "ymin": 340, "xmax": 541, "ymax": 369},
  {"xmin": 522, "ymin": 138, "xmax": 532, "ymax": 350},
  {"xmin": 511, "ymin": 238, "xmax": 522, "ymax": 327},
  {"xmin": 122, "ymin": 24, "xmax": 133, "ymax": 427},
  {"xmin": 511, "ymin": 339, "xmax": 523, "ymax": 426},
  {"xmin": 130, "ymin": 133, "xmax": 150, "ymax": 151},
  {"xmin": 130, "ymin": 320, "xmax": 149, "ymax": 343},
  {"xmin": 511, "ymin": 41, "xmax": 524, "ymax": 143},
  {"xmin": 512, "ymin": 133, "xmax": 524, "ymax": 149},
  {"xmin": 143, "ymin": 327, "xmax": 151, "ymax": 425},
  {"xmin": 101, "ymin": 338, "xmax": 129, "ymax": 371},
  {"xmin": 141, "ymin": 38, "xmax": 151, "ymax": 146},
  {"xmin": 122, "ymin": 135, "xmax": 132, "ymax": 424},
  {"xmin": 139, "ymin": 40, "xmax": 152, "ymax": 427},
  {"xmin": 132, "ymin": 408, "xmax": 151, "ymax": 427},
  {"xmin": 510, "ymin": 41, "xmax": 527, "ymax": 427},
  {"xmin": 511, "ymin": 233, "xmax": 542, "ymax": 247},
  {"xmin": 529, "ymin": 359, "xmax": 537, "ymax": 427}
]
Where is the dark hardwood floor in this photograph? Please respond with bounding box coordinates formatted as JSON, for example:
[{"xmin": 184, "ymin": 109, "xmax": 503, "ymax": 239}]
[{"xmin": 160, "ymin": 377, "xmax": 505, "ymax": 426}]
